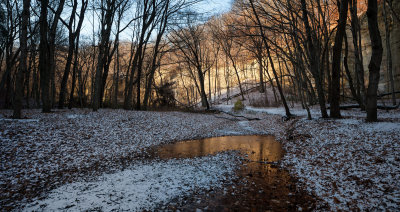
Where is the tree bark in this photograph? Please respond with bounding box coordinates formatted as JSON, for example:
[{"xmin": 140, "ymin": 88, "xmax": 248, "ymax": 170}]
[
  {"xmin": 300, "ymin": 0, "xmax": 328, "ymax": 118},
  {"xmin": 330, "ymin": 0, "xmax": 348, "ymax": 118},
  {"xmin": 143, "ymin": 1, "xmax": 170, "ymax": 110},
  {"xmin": 59, "ymin": 0, "xmax": 87, "ymax": 109},
  {"xmin": 366, "ymin": 0, "xmax": 383, "ymax": 122},
  {"xmin": 257, "ymin": 54, "xmax": 265, "ymax": 93},
  {"xmin": 39, "ymin": 0, "xmax": 51, "ymax": 113},
  {"xmin": 343, "ymin": 32, "xmax": 358, "ymax": 103},
  {"xmin": 383, "ymin": 1, "xmax": 396, "ymax": 105},
  {"xmin": 349, "ymin": 0, "xmax": 366, "ymax": 109},
  {"xmin": 13, "ymin": 0, "xmax": 30, "ymax": 118},
  {"xmin": 93, "ymin": 0, "xmax": 116, "ymax": 111}
]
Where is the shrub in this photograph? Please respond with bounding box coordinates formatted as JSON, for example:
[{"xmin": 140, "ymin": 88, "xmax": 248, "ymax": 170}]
[{"xmin": 233, "ymin": 100, "xmax": 245, "ymax": 111}]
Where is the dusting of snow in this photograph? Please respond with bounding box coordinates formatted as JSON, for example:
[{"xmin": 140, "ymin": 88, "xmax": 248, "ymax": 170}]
[
  {"xmin": 0, "ymin": 109, "xmax": 278, "ymax": 210},
  {"xmin": 24, "ymin": 153, "xmax": 239, "ymax": 211},
  {"xmin": 282, "ymin": 114, "xmax": 400, "ymax": 210},
  {"xmin": 362, "ymin": 121, "xmax": 400, "ymax": 133},
  {"xmin": 65, "ymin": 114, "xmax": 83, "ymax": 119},
  {"xmin": 0, "ymin": 118, "xmax": 39, "ymax": 122},
  {"xmin": 2, "ymin": 106, "xmax": 399, "ymax": 210},
  {"xmin": 336, "ymin": 118, "xmax": 362, "ymax": 125}
]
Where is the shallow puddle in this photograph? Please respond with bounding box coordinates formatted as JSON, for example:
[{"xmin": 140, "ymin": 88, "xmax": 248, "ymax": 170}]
[
  {"xmin": 155, "ymin": 135, "xmax": 317, "ymax": 211},
  {"xmin": 156, "ymin": 135, "xmax": 282, "ymax": 162}
]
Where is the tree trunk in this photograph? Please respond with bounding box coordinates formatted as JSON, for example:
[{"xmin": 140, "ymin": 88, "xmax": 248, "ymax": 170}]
[
  {"xmin": 112, "ymin": 44, "xmax": 120, "ymax": 108},
  {"xmin": 93, "ymin": 0, "xmax": 115, "ymax": 111},
  {"xmin": 300, "ymin": 0, "xmax": 328, "ymax": 118},
  {"xmin": 247, "ymin": 0, "xmax": 291, "ymax": 115},
  {"xmin": 197, "ymin": 66, "xmax": 210, "ymax": 109},
  {"xmin": 350, "ymin": 0, "xmax": 366, "ymax": 109},
  {"xmin": 39, "ymin": 0, "xmax": 51, "ymax": 113},
  {"xmin": 13, "ymin": 0, "xmax": 30, "ymax": 118},
  {"xmin": 330, "ymin": 0, "xmax": 348, "ymax": 118},
  {"xmin": 366, "ymin": 0, "xmax": 383, "ymax": 122},
  {"xmin": 344, "ymin": 32, "xmax": 359, "ymax": 103},
  {"xmin": 68, "ymin": 57, "xmax": 77, "ymax": 109},
  {"xmin": 266, "ymin": 45, "xmax": 291, "ymax": 117},
  {"xmin": 59, "ymin": 0, "xmax": 87, "ymax": 108},
  {"xmin": 59, "ymin": 35, "xmax": 75, "ymax": 109},
  {"xmin": 263, "ymin": 59, "xmax": 278, "ymax": 104},
  {"xmin": 383, "ymin": 1, "xmax": 396, "ymax": 105},
  {"xmin": 258, "ymin": 55, "xmax": 265, "ymax": 93},
  {"xmin": 228, "ymin": 55, "xmax": 245, "ymax": 101},
  {"xmin": 143, "ymin": 2, "xmax": 169, "ymax": 110}
]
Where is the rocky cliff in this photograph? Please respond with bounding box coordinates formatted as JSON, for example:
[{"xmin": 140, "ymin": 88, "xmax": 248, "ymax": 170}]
[{"xmin": 358, "ymin": 1, "xmax": 400, "ymax": 94}]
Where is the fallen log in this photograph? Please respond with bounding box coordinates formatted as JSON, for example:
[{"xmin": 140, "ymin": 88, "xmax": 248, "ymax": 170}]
[
  {"xmin": 327, "ymin": 103, "xmax": 400, "ymax": 110},
  {"xmin": 377, "ymin": 102, "xmax": 400, "ymax": 110},
  {"xmin": 212, "ymin": 108, "xmax": 261, "ymax": 121},
  {"xmin": 377, "ymin": 91, "xmax": 400, "ymax": 98},
  {"xmin": 326, "ymin": 104, "xmax": 360, "ymax": 109}
]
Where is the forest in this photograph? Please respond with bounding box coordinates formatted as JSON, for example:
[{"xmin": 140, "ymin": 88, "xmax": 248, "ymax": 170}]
[
  {"xmin": 0, "ymin": 0, "xmax": 398, "ymax": 120},
  {"xmin": 0, "ymin": 0, "xmax": 399, "ymax": 211}
]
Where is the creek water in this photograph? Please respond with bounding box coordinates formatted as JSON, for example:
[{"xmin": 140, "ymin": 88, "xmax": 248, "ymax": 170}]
[{"xmin": 154, "ymin": 135, "xmax": 316, "ymax": 211}]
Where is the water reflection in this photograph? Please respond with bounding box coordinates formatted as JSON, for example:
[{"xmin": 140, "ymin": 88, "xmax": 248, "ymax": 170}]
[
  {"xmin": 156, "ymin": 135, "xmax": 283, "ymax": 162},
  {"xmin": 155, "ymin": 135, "xmax": 316, "ymax": 210}
]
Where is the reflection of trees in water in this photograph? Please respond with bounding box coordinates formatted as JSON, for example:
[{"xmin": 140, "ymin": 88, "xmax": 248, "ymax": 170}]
[
  {"xmin": 157, "ymin": 135, "xmax": 282, "ymax": 162},
  {"xmin": 158, "ymin": 135, "xmax": 316, "ymax": 210}
]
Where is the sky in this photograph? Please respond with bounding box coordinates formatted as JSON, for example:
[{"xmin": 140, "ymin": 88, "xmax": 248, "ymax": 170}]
[
  {"xmin": 194, "ymin": 0, "xmax": 233, "ymax": 15},
  {"xmin": 79, "ymin": 0, "xmax": 234, "ymax": 43}
]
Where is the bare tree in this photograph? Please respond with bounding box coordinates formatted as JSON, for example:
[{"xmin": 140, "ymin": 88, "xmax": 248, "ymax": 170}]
[
  {"xmin": 349, "ymin": 0, "xmax": 366, "ymax": 108},
  {"xmin": 248, "ymin": 0, "xmax": 291, "ymax": 117},
  {"xmin": 366, "ymin": 0, "xmax": 383, "ymax": 122},
  {"xmin": 13, "ymin": 0, "xmax": 31, "ymax": 118},
  {"xmin": 143, "ymin": 0, "xmax": 171, "ymax": 110},
  {"xmin": 169, "ymin": 13, "xmax": 212, "ymax": 109},
  {"xmin": 211, "ymin": 17, "xmax": 246, "ymax": 101},
  {"xmin": 299, "ymin": 0, "xmax": 330, "ymax": 118},
  {"xmin": 92, "ymin": 0, "xmax": 118, "ymax": 111},
  {"xmin": 58, "ymin": 0, "xmax": 88, "ymax": 108},
  {"xmin": 330, "ymin": 0, "xmax": 348, "ymax": 118},
  {"xmin": 0, "ymin": 0, "xmax": 20, "ymax": 109},
  {"xmin": 38, "ymin": 0, "xmax": 51, "ymax": 112},
  {"xmin": 383, "ymin": 0, "xmax": 396, "ymax": 105},
  {"xmin": 124, "ymin": 0, "xmax": 158, "ymax": 110}
]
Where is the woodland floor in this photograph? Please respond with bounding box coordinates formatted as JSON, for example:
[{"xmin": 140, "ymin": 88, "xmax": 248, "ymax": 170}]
[{"xmin": 0, "ymin": 106, "xmax": 399, "ymax": 210}]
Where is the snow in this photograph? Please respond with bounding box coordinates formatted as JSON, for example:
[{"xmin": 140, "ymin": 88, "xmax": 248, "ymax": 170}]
[
  {"xmin": 281, "ymin": 110, "xmax": 400, "ymax": 210},
  {"xmin": 1, "ymin": 106, "xmax": 399, "ymax": 210},
  {"xmin": 0, "ymin": 108, "xmax": 277, "ymax": 210},
  {"xmin": 213, "ymin": 104, "xmax": 319, "ymax": 117},
  {"xmin": 0, "ymin": 118, "xmax": 39, "ymax": 122},
  {"xmin": 24, "ymin": 153, "xmax": 240, "ymax": 211},
  {"xmin": 215, "ymin": 102, "xmax": 400, "ymax": 210},
  {"xmin": 362, "ymin": 121, "xmax": 400, "ymax": 133}
]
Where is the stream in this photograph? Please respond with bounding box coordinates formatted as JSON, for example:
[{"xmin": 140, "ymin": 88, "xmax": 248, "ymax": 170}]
[{"xmin": 154, "ymin": 135, "xmax": 316, "ymax": 211}]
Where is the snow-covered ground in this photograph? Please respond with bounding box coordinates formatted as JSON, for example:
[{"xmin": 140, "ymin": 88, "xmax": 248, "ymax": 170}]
[
  {"xmin": 1, "ymin": 106, "xmax": 399, "ymax": 210},
  {"xmin": 215, "ymin": 103, "xmax": 400, "ymax": 210},
  {"xmin": 24, "ymin": 153, "xmax": 240, "ymax": 211},
  {"xmin": 282, "ymin": 111, "xmax": 400, "ymax": 211},
  {"xmin": 0, "ymin": 108, "xmax": 277, "ymax": 210}
]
